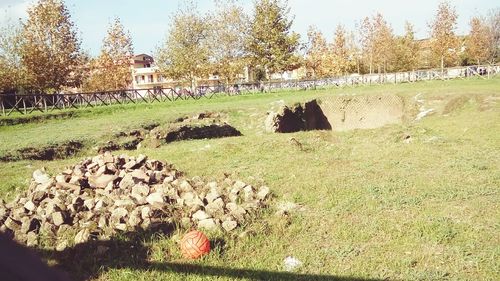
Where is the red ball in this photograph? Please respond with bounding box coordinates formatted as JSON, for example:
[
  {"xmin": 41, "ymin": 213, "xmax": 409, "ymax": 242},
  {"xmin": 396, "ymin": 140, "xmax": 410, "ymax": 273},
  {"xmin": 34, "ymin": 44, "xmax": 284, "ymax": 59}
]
[{"xmin": 180, "ymin": 230, "xmax": 211, "ymax": 259}]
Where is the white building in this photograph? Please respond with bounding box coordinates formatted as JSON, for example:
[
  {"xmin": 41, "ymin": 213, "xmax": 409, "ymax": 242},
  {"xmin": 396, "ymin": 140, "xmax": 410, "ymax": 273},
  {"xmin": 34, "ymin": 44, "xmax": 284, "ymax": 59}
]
[{"xmin": 131, "ymin": 54, "xmax": 168, "ymax": 89}]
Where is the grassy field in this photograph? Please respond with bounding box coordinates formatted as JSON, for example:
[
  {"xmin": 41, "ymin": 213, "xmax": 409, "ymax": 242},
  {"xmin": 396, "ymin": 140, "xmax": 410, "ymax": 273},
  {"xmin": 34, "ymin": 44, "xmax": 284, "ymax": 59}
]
[{"xmin": 0, "ymin": 78, "xmax": 499, "ymax": 280}]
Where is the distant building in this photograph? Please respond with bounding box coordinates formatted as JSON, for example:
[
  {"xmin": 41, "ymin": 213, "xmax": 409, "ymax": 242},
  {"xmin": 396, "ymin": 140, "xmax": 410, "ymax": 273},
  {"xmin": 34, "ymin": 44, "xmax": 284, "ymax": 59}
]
[
  {"xmin": 130, "ymin": 54, "xmax": 167, "ymax": 89},
  {"xmin": 130, "ymin": 54, "xmax": 305, "ymax": 89}
]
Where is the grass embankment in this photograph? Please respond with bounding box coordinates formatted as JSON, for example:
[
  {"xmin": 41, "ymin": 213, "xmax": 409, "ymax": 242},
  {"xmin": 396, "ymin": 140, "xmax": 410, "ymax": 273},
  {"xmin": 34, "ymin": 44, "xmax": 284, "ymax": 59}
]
[{"xmin": 0, "ymin": 77, "xmax": 499, "ymax": 280}]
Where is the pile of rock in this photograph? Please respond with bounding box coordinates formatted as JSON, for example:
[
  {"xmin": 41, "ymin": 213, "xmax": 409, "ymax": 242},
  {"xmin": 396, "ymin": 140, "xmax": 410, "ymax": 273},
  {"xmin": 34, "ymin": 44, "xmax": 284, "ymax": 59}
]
[{"xmin": 0, "ymin": 152, "xmax": 270, "ymax": 249}]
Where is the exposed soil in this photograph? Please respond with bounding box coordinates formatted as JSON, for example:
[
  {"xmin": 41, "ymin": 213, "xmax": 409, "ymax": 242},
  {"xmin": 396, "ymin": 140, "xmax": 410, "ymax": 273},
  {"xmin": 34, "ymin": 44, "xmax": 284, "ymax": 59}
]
[
  {"xmin": 265, "ymin": 100, "xmax": 332, "ymax": 133},
  {"xmin": 1, "ymin": 111, "xmax": 242, "ymax": 162},
  {"xmin": 165, "ymin": 124, "xmax": 242, "ymax": 143},
  {"xmin": 321, "ymin": 95, "xmax": 405, "ymax": 131},
  {"xmin": 0, "ymin": 141, "xmax": 84, "ymax": 161},
  {"xmin": 0, "ymin": 112, "xmax": 77, "ymax": 126},
  {"xmin": 266, "ymin": 95, "xmax": 405, "ymax": 133},
  {"xmin": 100, "ymin": 111, "xmax": 242, "ymax": 150}
]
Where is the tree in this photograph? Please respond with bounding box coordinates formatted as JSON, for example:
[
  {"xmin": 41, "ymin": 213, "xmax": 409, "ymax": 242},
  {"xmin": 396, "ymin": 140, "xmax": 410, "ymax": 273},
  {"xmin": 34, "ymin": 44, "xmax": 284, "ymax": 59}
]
[
  {"xmin": 0, "ymin": 24, "xmax": 26, "ymax": 94},
  {"xmin": 485, "ymin": 8, "xmax": 500, "ymax": 63},
  {"xmin": 329, "ymin": 24, "xmax": 357, "ymax": 76},
  {"xmin": 358, "ymin": 14, "xmax": 394, "ymax": 74},
  {"xmin": 429, "ymin": 1, "xmax": 459, "ymax": 72},
  {"xmin": 84, "ymin": 18, "xmax": 134, "ymax": 91},
  {"xmin": 156, "ymin": 3, "xmax": 210, "ymax": 90},
  {"xmin": 207, "ymin": 0, "xmax": 249, "ymax": 84},
  {"xmin": 304, "ymin": 25, "xmax": 329, "ymax": 78},
  {"xmin": 247, "ymin": 0, "xmax": 300, "ymax": 79},
  {"xmin": 359, "ymin": 16, "xmax": 375, "ymax": 74},
  {"xmin": 20, "ymin": 0, "xmax": 83, "ymax": 92},
  {"xmin": 394, "ymin": 22, "xmax": 420, "ymax": 71},
  {"xmin": 466, "ymin": 17, "xmax": 491, "ymax": 65},
  {"xmin": 371, "ymin": 13, "xmax": 395, "ymax": 73}
]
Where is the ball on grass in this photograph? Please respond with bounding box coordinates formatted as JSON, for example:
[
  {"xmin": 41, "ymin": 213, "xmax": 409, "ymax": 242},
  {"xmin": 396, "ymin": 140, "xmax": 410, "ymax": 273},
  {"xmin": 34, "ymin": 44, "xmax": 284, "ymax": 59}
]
[{"xmin": 180, "ymin": 230, "xmax": 210, "ymax": 259}]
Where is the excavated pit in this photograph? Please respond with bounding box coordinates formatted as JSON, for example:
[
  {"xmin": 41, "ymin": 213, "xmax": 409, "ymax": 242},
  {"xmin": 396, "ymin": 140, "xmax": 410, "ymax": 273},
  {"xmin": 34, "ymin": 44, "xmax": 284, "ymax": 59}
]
[
  {"xmin": 0, "ymin": 141, "xmax": 84, "ymax": 162},
  {"xmin": 265, "ymin": 95, "xmax": 406, "ymax": 132},
  {"xmin": 165, "ymin": 124, "xmax": 242, "ymax": 143}
]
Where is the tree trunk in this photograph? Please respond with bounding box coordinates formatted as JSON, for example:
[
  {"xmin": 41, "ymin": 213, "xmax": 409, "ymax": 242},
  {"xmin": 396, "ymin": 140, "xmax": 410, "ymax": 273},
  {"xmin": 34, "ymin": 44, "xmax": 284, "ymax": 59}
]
[{"xmin": 440, "ymin": 55, "xmax": 444, "ymax": 80}]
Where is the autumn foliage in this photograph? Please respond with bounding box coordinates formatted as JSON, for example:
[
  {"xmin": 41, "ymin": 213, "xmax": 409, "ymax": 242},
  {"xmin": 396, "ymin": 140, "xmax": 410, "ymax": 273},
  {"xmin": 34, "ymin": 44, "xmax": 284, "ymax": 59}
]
[{"xmin": 0, "ymin": 0, "xmax": 499, "ymax": 94}]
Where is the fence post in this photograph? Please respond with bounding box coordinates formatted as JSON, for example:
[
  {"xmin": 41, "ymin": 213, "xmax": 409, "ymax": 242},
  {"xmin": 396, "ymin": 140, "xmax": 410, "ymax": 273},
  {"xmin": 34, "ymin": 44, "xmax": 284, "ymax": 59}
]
[
  {"xmin": 22, "ymin": 97, "xmax": 26, "ymax": 114},
  {"xmin": 0, "ymin": 96, "xmax": 4, "ymax": 116}
]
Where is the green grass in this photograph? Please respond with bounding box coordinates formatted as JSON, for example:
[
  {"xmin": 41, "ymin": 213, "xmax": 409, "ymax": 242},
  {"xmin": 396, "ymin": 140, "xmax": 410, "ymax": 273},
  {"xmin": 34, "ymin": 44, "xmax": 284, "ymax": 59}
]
[{"xmin": 0, "ymin": 77, "xmax": 499, "ymax": 280}]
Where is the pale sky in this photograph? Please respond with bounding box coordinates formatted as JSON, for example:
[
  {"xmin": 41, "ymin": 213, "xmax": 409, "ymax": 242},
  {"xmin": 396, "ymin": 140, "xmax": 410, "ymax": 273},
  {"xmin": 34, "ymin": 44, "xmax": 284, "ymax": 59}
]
[{"xmin": 1, "ymin": 0, "xmax": 498, "ymax": 56}]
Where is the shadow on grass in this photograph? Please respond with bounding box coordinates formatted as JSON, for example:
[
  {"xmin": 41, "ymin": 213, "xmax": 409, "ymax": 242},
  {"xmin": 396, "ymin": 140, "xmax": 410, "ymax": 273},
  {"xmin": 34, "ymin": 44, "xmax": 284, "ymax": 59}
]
[{"xmin": 29, "ymin": 223, "xmax": 380, "ymax": 281}]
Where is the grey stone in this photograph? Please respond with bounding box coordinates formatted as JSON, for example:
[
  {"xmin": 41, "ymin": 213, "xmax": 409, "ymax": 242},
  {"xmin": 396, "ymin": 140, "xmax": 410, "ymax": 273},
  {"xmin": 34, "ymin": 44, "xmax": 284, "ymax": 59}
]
[
  {"xmin": 243, "ymin": 185, "xmax": 255, "ymax": 201},
  {"xmin": 114, "ymin": 223, "xmax": 128, "ymax": 231},
  {"xmin": 205, "ymin": 189, "xmax": 220, "ymax": 203},
  {"xmin": 180, "ymin": 191, "xmax": 195, "ymax": 201},
  {"xmin": 226, "ymin": 203, "xmax": 247, "ymax": 222},
  {"xmin": 74, "ymin": 228, "xmax": 90, "ymax": 244},
  {"xmin": 205, "ymin": 198, "xmax": 225, "ymax": 217},
  {"xmin": 163, "ymin": 175, "xmax": 175, "ymax": 183},
  {"xmin": 98, "ymin": 216, "xmax": 107, "ymax": 229},
  {"xmin": 123, "ymin": 160, "xmax": 137, "ymax": 170},
  {"xmin": 192, "ymin": 210, "xmax": 210, "ymax": 221},
  {"xmin": 94, "ymin": 199, "xmax": 105, "ymax": 211},
  {"xmin": 35, "ymin": 178, "xmax": 55, "ymax": 192},
  {"xmin": 222, "ymin": 220, "xmax": 237, "ymax": 232},
  {"xmin": 92, "ymin": 155, "xmax": 105, "ymax": 167},
  {"xmin": 111, "ymin": 207, "xmax": 128, "ymax": 221},
  {"xmin": 136, "ymin": 154, "xmax": 147, "ymax": 164},
  {"xmin": 4, "ymin": 217, "xmax": 21, "ymax": 231},
  {"xmin": 20, "ymin": 217, "xmax": 40, "ymax": 234},
  {"xmin": 103, "ymin": 152, "xmax": 114, "ymax": 163},
  {"xmin": 198, "ymin": 218, "xmax": 217, "ymax": 230},
  {"xmin": 119, "ymin": 174, "xmax": 136, "ymax": 190},
  {"xmin": 95, "ymin": 165, "xmax": 107, "ymax": 177},
  {"xmin": 257, "ymin": 186, "xmax": 270, "ymax": 200},
  {"xmin": 179, "ymin": 180, "xmax": 193, "ymax": 192},
  {"xmin": 31, "ymin": 191, "xmax": 47, "ymax": 204},
  {"xmin": 128, "ymin": 213, "xmax": 142, "ymax": 227},
  {"xmin": 233, "ymin": 180, "xmax": 246, "ymax": 190},
  {"xmin": 83, "ymin": 198, "xmax": 95, "ymax": 210},
  {"xmin": 146, "ymin": 192, "xmax": 164, "ymax": 206},
  {"xmin": 26, "ymin": 231, "xmax": 38, "ymax": 247},
  {"xmin": 56, "ymin": 182, "xmax": 80, "ymax": 191},
  {"xmin": 89, "ymin": 174, "xmax": 117, "ymax": 188},
  {"xmin": 140, "ymin": 206, "xmax": 151, "ymax": 220},
  {"xmin": 131, "ymin": 169, "xmax": 149, "ymax": 182},
  {"xmin": 243, "ymin": 200, "xmax": 260, "ymax": 211},
  {"xmin": 141, "ymin": 218, "xmax": 151, "ymax": 230},
  {"xmin": 55, "ymin": 241, "xmax": 68, "ymax": 252},
  {"xmin": 33, "ymin": 169, "xmax": 50, "ymax": 184},
  {"xmin": 68, "ymin": 175, "xmax": 82, "ymax": 185},
  {"xmin": 52, "ymin": 212, "xmax": 66, "ymax": 226},
  {"xmin": 23, "ymin": 201, "xmax": 36, "ymax": 212},
  {"xmin": 131, "ymin": 183, "xmax": 150, "ymax": 198},
  {"xmin": 114, "ymin": 199, "xmax": 135, "ymax": 208},
  {"xmin": 55, "ymin": 174, "xmax": 67, "ymax": 183},
  {"xmin": 149, "ymin": 171, "xmax": 163, "ymax": 184}
]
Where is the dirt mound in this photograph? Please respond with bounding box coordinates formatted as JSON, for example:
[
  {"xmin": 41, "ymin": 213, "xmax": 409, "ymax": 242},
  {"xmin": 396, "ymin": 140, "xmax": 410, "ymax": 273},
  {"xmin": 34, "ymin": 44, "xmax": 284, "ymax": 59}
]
[
  {"xmin": 0, "ymin": 141, "xmax": 84, "ymax": 162},
  {"xmin": 99, "ymin": 111, "xmax": 241, "ymax": 151},
  {"xmin": 0, "ymin": 152, "xmax": 270, "ymax": 249},
  {"xmin": 266, "ymin": 95, "xmax": 405, "ymax": 132}
]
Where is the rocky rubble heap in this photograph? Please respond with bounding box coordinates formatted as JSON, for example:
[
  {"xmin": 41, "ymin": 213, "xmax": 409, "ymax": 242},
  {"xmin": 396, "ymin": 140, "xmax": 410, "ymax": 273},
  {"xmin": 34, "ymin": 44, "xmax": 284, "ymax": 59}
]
[{"xmin": 0, "ymin": 152, "xmax": 270, "ymax": 249}]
